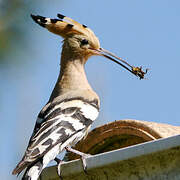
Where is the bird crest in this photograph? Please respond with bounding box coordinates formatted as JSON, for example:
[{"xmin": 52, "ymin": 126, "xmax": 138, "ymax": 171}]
[{"xmin": 31, "ymin": 13, "xmax": 97, "ymax": 39}]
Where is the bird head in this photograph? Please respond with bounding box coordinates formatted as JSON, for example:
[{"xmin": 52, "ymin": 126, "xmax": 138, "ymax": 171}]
[
  {"xmin": 31, "ymin": 14, "xmax": 100, "ymax": 59},
  {"xmin": 31, "ymin": 13, "xmax": 148, "ymax": 79}
]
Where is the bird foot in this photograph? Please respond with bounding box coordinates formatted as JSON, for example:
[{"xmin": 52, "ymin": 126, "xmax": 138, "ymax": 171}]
[
  {"xmin": 65, "ymin": 146, "xmax": 92, "ymax": 172},
  {"xmin": 54, "ymin": 157, "xmax": 64, "ymax": 179}
]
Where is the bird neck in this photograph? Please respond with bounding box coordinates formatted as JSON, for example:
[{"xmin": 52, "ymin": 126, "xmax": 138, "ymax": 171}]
[{"xmin": 49, "ymin": 50, "xmax": 92, "ymax": 101}]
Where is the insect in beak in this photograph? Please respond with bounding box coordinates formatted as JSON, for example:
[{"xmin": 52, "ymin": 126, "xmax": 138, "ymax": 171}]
[{"xmin": 92, "ymin": 47, "xmax": 148, "ymax": 80}]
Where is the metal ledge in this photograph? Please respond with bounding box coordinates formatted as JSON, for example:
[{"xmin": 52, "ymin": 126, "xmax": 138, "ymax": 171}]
[{"xmin": 40, "ymin": 134, "xmax": 180, "ymax": 180}]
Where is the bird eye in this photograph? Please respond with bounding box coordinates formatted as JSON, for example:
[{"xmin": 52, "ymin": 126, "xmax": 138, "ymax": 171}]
[{"xmin": 81, "ymin": 39, "xmax": 89, "ymax": 45}]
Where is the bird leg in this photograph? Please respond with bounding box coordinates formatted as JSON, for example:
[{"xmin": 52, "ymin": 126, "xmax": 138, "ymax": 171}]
[
  {"xmin": 54, "ymin": 157, "xmax": 64, "ymax": 178},
  {"xmin": 65, "ymin": 146, "xmax": 92, "ymax": 171}
]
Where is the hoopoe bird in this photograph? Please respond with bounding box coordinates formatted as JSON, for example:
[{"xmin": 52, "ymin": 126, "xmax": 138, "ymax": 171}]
[{"xmin": 12, "ymin": 13, "xmax": 147, "ymax": 180}]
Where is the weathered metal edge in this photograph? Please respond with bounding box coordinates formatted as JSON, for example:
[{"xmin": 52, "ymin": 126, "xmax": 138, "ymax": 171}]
[{"xmin": 40, "ymin": 134, "xmax": 180, "ymax": 179}]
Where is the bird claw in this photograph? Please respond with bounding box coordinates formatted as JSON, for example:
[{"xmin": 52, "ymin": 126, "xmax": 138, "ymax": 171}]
[
  {"xmin": 65, "ymin": 146, "xmax": 92, "ymax": 173},
  {"xmin": 54, "ymin": 158, "xmax": 64, "ymax": 179},
  {"xmin": 81, "ymin": 154, "xmax": 92, "ymax": 172}
]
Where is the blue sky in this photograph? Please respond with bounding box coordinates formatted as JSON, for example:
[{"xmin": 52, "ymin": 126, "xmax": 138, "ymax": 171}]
[{"xmin": 1, "ymin": 0, "xmax": 180, "ymax": 179}]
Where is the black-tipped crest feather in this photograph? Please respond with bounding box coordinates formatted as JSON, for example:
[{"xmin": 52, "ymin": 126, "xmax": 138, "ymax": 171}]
[
  {"xmin": 57, "ymin": 13, "xmax": 65, "ymax": 19},
  {"xmin": 31, "ymin": 14, "xmax": 46, "ymax": 27}
]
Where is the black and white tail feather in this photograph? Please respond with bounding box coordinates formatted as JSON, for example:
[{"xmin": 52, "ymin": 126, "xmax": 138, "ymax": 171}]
[{"xmin": 13, "ymin": 97, "xmax": 99, "ymax": 179}]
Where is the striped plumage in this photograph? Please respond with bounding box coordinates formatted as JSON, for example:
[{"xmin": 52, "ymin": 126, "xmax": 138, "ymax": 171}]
[
  {"xmin": 12, "ymin": 13, "xmax": 146, "ymax": 180},
  {"xmin": 14, "ymin": 96, "xmax": 99, "ymax": 179}
]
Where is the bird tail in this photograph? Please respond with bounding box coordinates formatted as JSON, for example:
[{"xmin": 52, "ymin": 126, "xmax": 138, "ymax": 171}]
[
  {"xmin": 22, "ymin": 160, "xmax": 43, "ymax": 180},
  {"xmin": 12, "ymin": 159, "xmax": 30, "ymax": 175}
]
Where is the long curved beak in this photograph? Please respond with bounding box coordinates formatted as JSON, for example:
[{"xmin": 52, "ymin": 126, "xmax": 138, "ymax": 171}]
[{"xmin": 93, "ymin": 47, "xmax": 148, "ymax": 80}]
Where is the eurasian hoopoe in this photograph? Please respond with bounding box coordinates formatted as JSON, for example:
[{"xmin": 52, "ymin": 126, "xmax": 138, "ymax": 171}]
[{"xmin": 12, "ymin": 13, "xmax": 147, "ymax": 180}]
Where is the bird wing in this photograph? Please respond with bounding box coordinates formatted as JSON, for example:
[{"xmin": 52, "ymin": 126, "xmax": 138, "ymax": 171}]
[{"xmin": 12, "ymin": 97, "xmax": 99, "ymax": 175}]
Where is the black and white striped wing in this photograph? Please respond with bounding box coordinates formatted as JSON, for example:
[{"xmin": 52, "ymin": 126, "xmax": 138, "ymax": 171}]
[{"xmin": 14, "ymin": 98, "xmax": 99, "ymax": 173}]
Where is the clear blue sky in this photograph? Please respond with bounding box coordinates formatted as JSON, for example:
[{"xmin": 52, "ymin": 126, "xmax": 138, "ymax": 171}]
[{"xmin": 1, "ymin": 0, "xmax": 180, "ymax": 179}]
